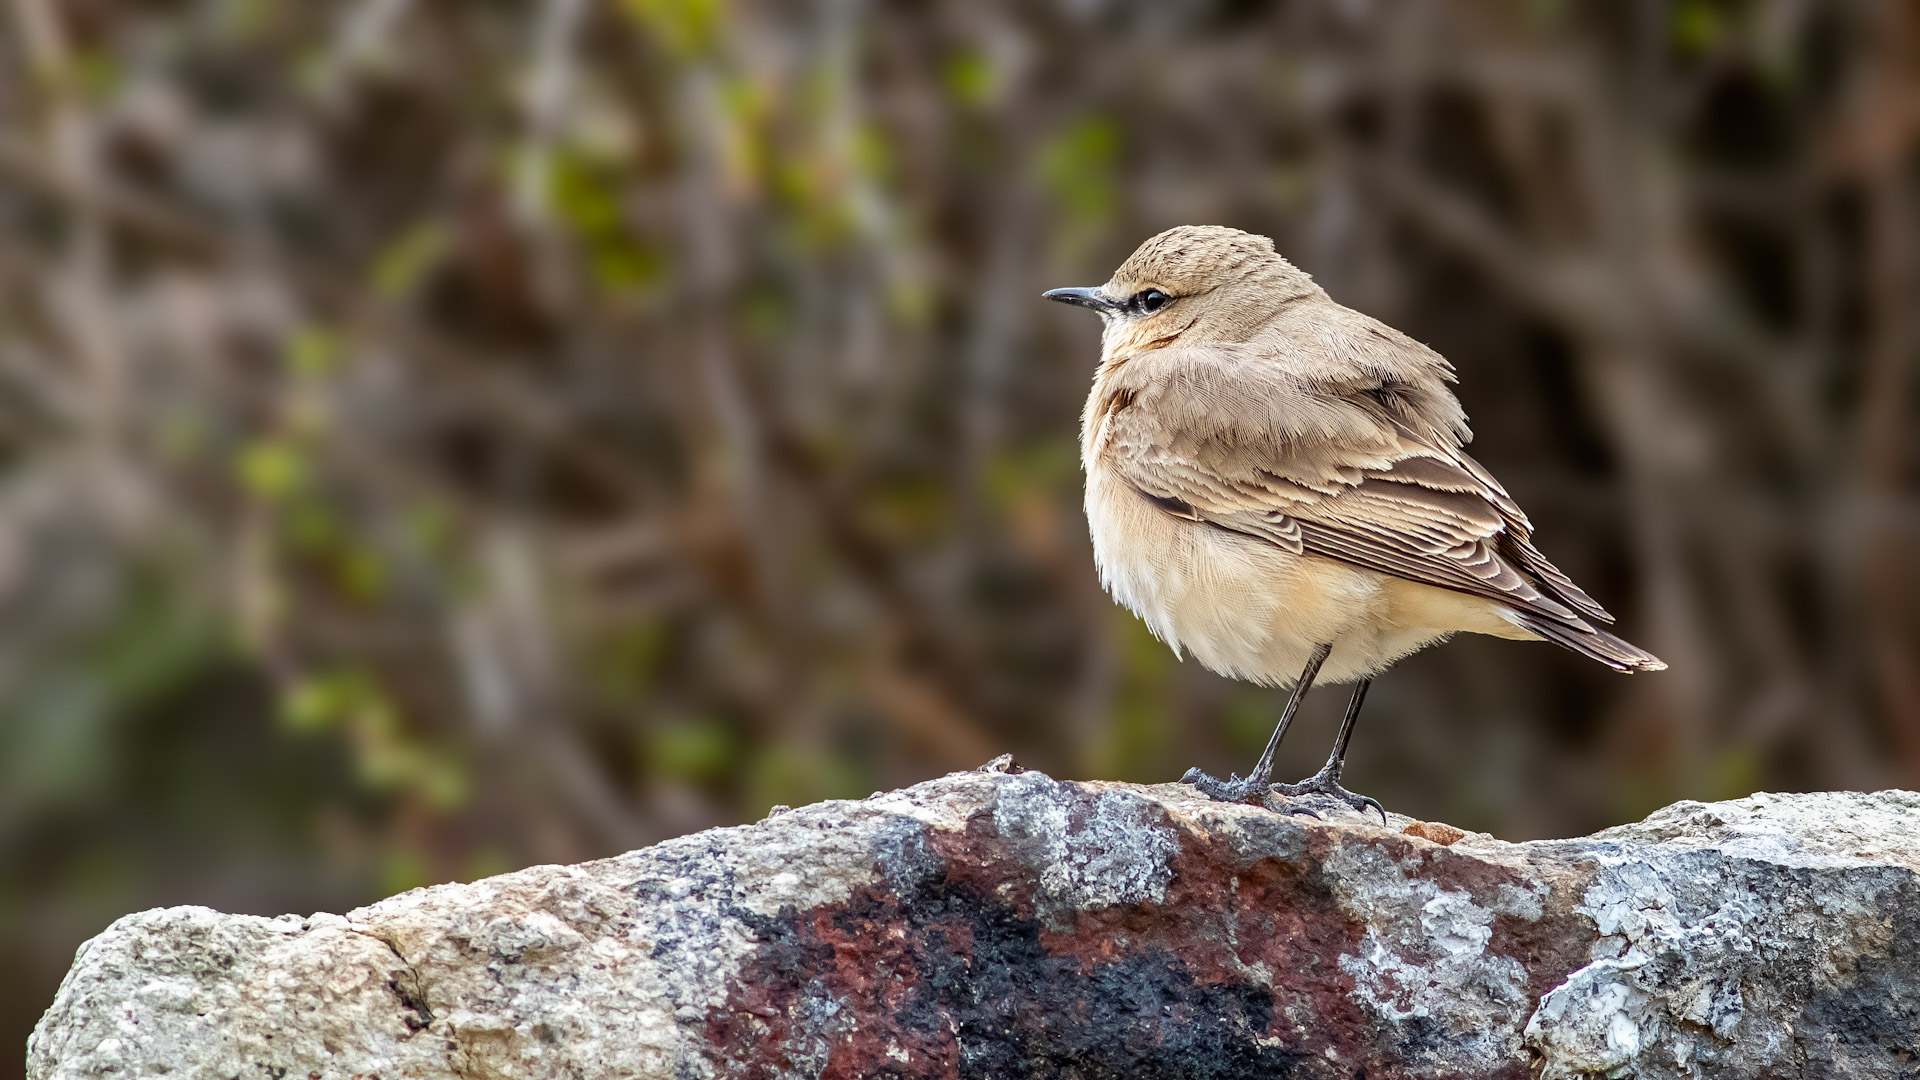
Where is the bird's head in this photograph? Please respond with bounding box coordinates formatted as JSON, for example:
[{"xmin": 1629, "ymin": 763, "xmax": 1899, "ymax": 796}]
[{"xmin": 1044, "ymin": 225, "xmax": 1323, "ymax": 355}]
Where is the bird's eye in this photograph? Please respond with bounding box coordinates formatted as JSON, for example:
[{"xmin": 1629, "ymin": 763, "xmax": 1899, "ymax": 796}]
[{"xmin": 1134, "ymin": 288, "xmax": 1171, "ymax": 314}]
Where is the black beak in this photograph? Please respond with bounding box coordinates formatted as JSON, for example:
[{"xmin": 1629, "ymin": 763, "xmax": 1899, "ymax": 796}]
[{"xmin": 1043, "ymin": 286, "xmax": 1118, "ymax": 314}]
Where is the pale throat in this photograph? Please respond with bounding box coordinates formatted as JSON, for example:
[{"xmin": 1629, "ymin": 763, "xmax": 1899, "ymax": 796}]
[{"xmin": 1100, "ymin": 312, "xmax": 1193, "ymax": 361}]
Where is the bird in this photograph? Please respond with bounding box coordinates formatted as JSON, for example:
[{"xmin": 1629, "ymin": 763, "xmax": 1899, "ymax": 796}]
[{"xmin": 1044, "ymin": 225, "xmax": 1664, "ymax": 819}]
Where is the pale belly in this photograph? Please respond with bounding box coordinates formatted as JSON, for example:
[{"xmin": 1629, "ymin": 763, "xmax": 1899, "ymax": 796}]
[{"xmin": 1085, "ymin": 469, "xmax": 1529, "ymax": 686}]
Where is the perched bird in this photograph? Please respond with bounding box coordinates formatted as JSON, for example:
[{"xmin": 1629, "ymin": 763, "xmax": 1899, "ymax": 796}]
[{"xmin": 1045, "ymin": 226, "xmax": 1663, "ymax": 817}]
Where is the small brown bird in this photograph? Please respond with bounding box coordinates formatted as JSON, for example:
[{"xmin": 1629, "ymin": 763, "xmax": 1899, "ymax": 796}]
[{"xmin": 1046, "ymin": 226, "xmax": 1663, "ymax": 817}]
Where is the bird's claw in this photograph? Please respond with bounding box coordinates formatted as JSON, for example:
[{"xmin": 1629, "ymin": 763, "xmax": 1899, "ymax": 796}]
[
  {"xmin": 1181, "ymin": 767, "xmax": 1321, "ymax": 818},
  {"xmin": 1272, "ymin": 771, "xmax": 1388, "ymax": 824}
]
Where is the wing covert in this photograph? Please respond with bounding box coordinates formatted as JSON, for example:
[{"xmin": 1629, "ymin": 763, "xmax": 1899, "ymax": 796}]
[{"xmin": 1096, "ymin": 346, "xmax": 1612, "ymax": 629}]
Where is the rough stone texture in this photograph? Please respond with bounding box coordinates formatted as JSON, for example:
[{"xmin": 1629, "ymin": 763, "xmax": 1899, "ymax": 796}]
[{"xmin": 27, "ymin": 763, "xmax": 1920, "ymax": 1079}]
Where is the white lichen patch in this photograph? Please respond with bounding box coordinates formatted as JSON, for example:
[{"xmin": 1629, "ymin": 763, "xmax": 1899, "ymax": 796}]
[
  {"xmin": 1593, "ymin": 789, "xmax": 1920, "ymax": 873},
  {"xmin": 1326, "ymin": 842, "xmax": 1533, "ymax": 1076},
  {"xmin": 993, "ymin": 774, "xmax": 1179, "ymax": 920},
  {"xmin": 1526, "ymin": 841, "xmax": 1912, "ymax": 1080}
]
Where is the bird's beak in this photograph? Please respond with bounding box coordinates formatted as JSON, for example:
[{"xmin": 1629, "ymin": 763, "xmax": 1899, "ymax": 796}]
[{"xmin": 1043, "ymin": 286, "xmax": 1119, "ymax": 315}]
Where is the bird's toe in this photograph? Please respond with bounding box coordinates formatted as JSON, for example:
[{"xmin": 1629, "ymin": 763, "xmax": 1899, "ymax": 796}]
[
  {"xmin": 1182, "ymin": 768, "xmax": 1262, "ymax": 804},
  {"xmin": 1273, "ymin": 773, "xmax": 1388, "ymax": 824}
]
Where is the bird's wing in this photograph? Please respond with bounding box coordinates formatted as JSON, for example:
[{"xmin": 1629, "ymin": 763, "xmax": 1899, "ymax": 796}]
[{"xmin": 1096, "ymin": 344, "xmax": 1614, "ymax": 628}]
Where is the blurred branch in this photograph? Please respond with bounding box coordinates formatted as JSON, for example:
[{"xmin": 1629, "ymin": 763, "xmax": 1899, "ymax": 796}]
[
  {"xmin": 1840, "ymin": 1, "xmax": 1920, "ymax": 770},
  {"xmin": 1350, "ymin": 147, "xmax": 1619, "ymax": 339}
]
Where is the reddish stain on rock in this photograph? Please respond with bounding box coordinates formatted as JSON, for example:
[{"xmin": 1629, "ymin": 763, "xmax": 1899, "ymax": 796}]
[
  {"xmin": 1402, "ymin": 820, "xmax": 1467, "ymax": 845},
  {"xmin": 1035, "ymin": 824, "xmax": 1377, "ymax": 1064},
  {"xmin": 703, "ymin": 779, "xmax": 1598, "ymax": 1079}
]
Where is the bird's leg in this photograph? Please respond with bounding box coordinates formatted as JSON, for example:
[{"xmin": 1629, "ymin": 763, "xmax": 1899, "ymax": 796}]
[
  {"xmin": 1273, "ymin": 678, "xmax": 1387, "ymax": 823},
  {"xmin": 1182, "ymin": 643, "xmax": 1331, "ymax": 810}
]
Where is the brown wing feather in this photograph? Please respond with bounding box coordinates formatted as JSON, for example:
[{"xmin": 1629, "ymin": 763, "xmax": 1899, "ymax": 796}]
[{"xmin": 1098, "ymin": 346, "xmax": 1613, "ymax": 632}]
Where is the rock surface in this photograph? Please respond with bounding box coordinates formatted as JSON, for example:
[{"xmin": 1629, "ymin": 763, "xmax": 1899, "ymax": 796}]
[{"xmin": 27, "ymin": 762, "xmax": 1920, "ymax": 1079}]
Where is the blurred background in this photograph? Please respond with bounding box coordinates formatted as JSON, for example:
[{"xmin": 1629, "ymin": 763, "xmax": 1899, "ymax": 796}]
[{"xmin": 5, "ymin": 0, "xmax": 1919, "ymax": 1063}]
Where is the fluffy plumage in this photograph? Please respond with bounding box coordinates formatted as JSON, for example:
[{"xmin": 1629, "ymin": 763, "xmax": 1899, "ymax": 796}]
[{"xmin": 1067, "ymin": 225, "xmax": 1663, "ymax": 688}]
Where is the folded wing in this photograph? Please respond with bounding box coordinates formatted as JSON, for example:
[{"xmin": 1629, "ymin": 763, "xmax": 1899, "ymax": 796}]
[{"xmin": 1097, "ymin": 342, "xmax": 1662, "ymax": 671}]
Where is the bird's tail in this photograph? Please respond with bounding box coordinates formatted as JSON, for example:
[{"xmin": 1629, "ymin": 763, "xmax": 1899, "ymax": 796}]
[{"xmin": 1509, "ymin": 611, "xmax": 1667, "ymax": 673}]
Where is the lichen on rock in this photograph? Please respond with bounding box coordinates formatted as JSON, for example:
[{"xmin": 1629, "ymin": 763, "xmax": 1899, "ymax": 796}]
[{"xmin": 27, "ymin": 771, "xmax": 1920, "ymax": 1080}]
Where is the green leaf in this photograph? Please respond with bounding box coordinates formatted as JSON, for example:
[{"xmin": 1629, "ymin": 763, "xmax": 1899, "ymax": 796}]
[
  {"xmin": 649, "ymin": 718, "xmax": 736, "ymax": 783},
  {"xmin": 619, "ymin": 0, "xmax": 723, "ymax": 57},
  {"xmin": 1038, "ymin": 117, "xmax": 1121, "ymax": 224},
  {"xmin": 368, "ymin": 224, "xmax": 447, "ymax": 300},
  {"xmin": 236, "ymin": 438, "xmax": 306, "ymax": 501},
  {"xmin": 943, "ymin": 50, "xmax": 996, "ymax": 108},
  {"xmin": 1671, "ymin": 0, "xmax": 1724, "ymax": 56}
]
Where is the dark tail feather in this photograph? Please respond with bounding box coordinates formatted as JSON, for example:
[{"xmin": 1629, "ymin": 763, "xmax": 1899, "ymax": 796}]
[{"xmin": 1512, "ymin": 611, "xmax": 1667, "ymax": 673}]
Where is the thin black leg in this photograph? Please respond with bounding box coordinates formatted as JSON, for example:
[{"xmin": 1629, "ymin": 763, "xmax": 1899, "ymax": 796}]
[
  {"xmin": 1326, "ymin": 679, "xmax": 1369, "ymax": 778},
  {"xmin": 1274, "ymin": 678, "xmax": 1387, "ymax": 823},
  {"xmin": 1181, "ymin": 643, "xmax": 1331, "ymax": 809}
]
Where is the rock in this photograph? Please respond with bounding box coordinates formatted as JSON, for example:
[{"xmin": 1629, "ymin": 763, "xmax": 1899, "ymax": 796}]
[{"xmin": 26, "ymin": 769, "xmax": 1920, "ymax": 1080}]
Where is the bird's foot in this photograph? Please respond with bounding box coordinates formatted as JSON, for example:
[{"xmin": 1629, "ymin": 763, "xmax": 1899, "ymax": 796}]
[
  {"xmin": 1180, "ymin": 767, "xmax": 1320, "ymax": 818},
  {"xmin": 1271, "ymin": 770, "xmax": 1387, "ymax": 824},
  {"xmin": 1180, "ymin": 766, "xmax": 1260, "ymax": 802}
]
